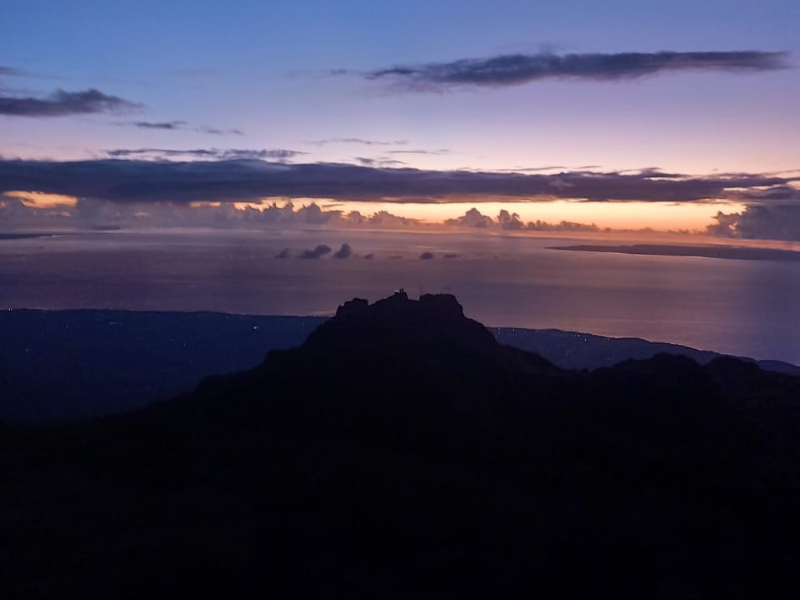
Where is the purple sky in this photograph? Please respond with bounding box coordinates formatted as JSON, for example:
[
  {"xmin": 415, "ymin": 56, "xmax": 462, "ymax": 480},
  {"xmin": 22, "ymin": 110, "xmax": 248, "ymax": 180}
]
[{"xmin": 1, "ymin": 0, "xmax": 799, "ymax": 237}]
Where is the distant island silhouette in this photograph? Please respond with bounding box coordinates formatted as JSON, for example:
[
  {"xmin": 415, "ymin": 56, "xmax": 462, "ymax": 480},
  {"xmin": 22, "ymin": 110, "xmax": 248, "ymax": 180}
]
[
  {"xmin": 2, "ymin": 292, "xmax": 800, "ymax": 597},
  {"xmin": 549, "ymin": 243, "xmax": 800, "ymax": 261}
]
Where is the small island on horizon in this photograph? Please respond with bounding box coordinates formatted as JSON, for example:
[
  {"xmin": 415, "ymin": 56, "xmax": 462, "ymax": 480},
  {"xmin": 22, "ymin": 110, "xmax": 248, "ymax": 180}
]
[{"xmin": 548, "ymin": 243, "xmax": 800, "ymax": 261}]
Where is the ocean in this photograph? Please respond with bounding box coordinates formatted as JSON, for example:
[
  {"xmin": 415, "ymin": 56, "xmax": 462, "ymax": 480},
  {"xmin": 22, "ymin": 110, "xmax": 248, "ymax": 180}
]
[{"xmin": 2, "ymin": 228, "xmax": 798, "ymax": 364}]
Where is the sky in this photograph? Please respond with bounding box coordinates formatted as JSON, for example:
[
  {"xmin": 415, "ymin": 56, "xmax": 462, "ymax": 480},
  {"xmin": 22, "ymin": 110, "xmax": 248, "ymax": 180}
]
[{"xmin": 1, "ymin": 0, "xmax": 799, "ymax": 237}]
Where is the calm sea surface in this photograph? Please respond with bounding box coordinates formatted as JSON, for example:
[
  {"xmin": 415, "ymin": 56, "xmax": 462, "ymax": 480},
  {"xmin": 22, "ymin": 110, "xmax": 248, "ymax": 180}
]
[{"xmin": 2, "ymin": 229, "xmax": 798, "ymax": 364}]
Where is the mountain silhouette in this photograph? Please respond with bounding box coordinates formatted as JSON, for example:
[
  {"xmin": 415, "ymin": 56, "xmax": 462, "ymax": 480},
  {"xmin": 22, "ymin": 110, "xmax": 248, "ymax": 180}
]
[
  {"xmin": 2, "ymin": 292, "xmax": 800, "ymax": 598},
  {"xmin": 3, "ymin": 307, "xmax": 797, "ymax": 424}
]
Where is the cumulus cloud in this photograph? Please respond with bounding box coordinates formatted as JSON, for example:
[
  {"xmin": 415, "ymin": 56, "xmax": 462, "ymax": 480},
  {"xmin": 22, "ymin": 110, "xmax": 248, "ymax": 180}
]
[
  {"xmin": 0, "ymin": 193, "xmax": 350, "ymax": 231},
  {"xmin": 299, "ymin": 203, "xmax": 337, "ymax": 224},
  {"xmin": 445, "ymin": 207, "xmax": 494, "ymax": 228},
  {"xmin": 526, "ymin": 220, "xmax": 600, "ymax": 233},
  {"xmin": 300, "ymin": 244, "xmax": 332, "ymax": 259},
  {"xmin": 708, "ymin": 205, "xmax": 800, "ymax": 241},
  {"xmin": 0, "ymin": 158, "xmax": 796, "ymax": 207},
  {"xmin": 0, "ymin": 195, "xmax": 609, "ymax": 238},
  {"xmin": 0, "ymin": 88, "xmax": 142, "ymax": 117},
  {"xmin": 420, "ymin": 252, "xmax": 435, "ymax": 260},
  {"xmin": 446, "ymin": 207, "xmax": 600, "ymax": 232},
  {"xmin": 350, "ymin": 50, "xmax": 791, "ymax": 91},
  {"xmin": 361, "ymin": 210, "xmax": 420, "ymax": 227},
  {"xmin": 498, "ymin": 209, "xmax": 524, "ymax": 230},
  {"xmin": 333, "ymin": 243, "xmax": 353, "ymax": 259},
  {"xmin": 275, "ymin": 248, "xmax": 291, "ymax": 259},
  {"xmin": 235, "ymin": 201, "xmax": 341, "ymax": 226}
]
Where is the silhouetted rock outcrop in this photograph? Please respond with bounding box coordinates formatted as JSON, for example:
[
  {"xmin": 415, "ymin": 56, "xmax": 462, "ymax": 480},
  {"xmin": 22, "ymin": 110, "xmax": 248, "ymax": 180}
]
[
  {"xmin": 334, "ymin": 296, "xmax": 369, "ymax": 317},
  {"xmin": 2, "ymin": 293, "xmax": 800, "ymax": 598}
]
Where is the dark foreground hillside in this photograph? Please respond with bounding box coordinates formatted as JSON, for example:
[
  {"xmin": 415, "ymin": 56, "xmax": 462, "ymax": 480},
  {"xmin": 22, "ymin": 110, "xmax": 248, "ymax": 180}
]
[
  {"xmin": 2, "ymin": 292, "xmax": 800, "ymax": 598},
  {"xmin": 3, "ymin": 308, "xmax": 798, "ymax": 424}
]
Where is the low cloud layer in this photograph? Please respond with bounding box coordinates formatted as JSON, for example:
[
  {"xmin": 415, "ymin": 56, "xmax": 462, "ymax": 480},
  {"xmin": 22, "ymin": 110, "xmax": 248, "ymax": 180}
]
[
  {"xmin": 351, "ymin": 50, "xmax": 791, "ymax": 91},
  {"xmin": 446, "ymin": 207, "xmax": 600, "ymax": 233},
  {"xmin": 333, "ymin": 243, "xmax": 353, "ymax": 259},
  {"xmin": 300, "ymin": 244, "xmax": 332, "ymax": 259},
  {"xmin": 0, "ymin": 196, "xmax": 351, "ymax": 230},
  {"xmin": 0, "ymin": 196, "xmax": 616, "ymax": 240},
  {"xmin": 7, "ymin": 187, "xmax": 798, "ymax": 243},
  {"xmin": 0, "ymin": 88, "xmax": 142, "ymax": 117},
  {"xmin": 1, "ymin": 158, "xmax": 796, "ymax": 206}
]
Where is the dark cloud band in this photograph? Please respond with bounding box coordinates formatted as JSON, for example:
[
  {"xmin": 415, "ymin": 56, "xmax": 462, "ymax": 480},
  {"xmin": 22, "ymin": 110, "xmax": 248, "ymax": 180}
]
[
  {"xmin": 115, "ymin": 121, "xmax": 243, "ymax": 135},
  {"xmin": 0, "ymin": 66, "xmax": 24, "ymax": 77},
  {"xmin": 0, "ymin": 88, "xmax": 142, "ymax": 117},
  {"xmin": 103, "ymin": 148, "xmax": 304, "ymax": 160},
  {"xmin": 0, "ymin": 158, "xmax": 796, "ymax": 205},
  {"xmin": 352, "ymin": 50, "xmax": 790, "ymax": 91},
  {"xmin": 133, "ymin": 121, "xmax": 188, "ymax": 130}
]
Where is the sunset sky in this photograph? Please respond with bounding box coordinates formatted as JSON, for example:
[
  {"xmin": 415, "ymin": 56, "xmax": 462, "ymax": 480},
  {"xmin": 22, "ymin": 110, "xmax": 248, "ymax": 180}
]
[{"xmin": 1, "ymin": 0, "xmax": 799, "ymax": 236}]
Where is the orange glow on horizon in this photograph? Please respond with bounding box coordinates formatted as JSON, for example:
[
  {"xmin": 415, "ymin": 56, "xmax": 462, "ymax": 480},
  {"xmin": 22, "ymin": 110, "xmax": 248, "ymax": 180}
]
[
  {"xmin": 222, "ymin": 196, "xmax": 746, "ymax": 231},
  {"xmin": 3, "ymin": 191, "xmax": 78, "ymax": 209},
  {"xmin": 315, "ymin": 199, "xmax": 747, "ymax": 231}
]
